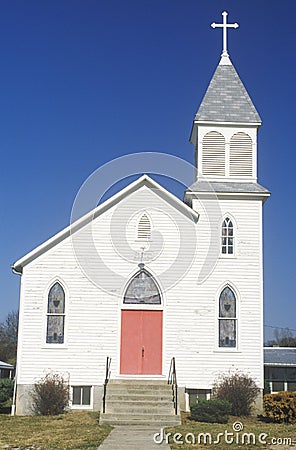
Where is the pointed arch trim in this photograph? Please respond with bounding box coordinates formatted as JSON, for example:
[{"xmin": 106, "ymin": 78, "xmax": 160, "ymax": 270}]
[
  {"xmin": 46, "ymin": 279, "xmax": 66, "ymax": 344},
  {"xmin": 217, "ymin": 284, "xmax": 238, "ymax": 348},
  {"xmin": 123, "ymin": 269, "xmax": 161, "ymax": 305}
]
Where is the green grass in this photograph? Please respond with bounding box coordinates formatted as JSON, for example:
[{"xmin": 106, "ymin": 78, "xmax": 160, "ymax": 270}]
[
  {"xmin": 0, "ymin": 411, "xmax": 112, "ymax": 450},
  {"xmin": 165, "ymin": 414, "xmax": 296, "ymax": 449}
]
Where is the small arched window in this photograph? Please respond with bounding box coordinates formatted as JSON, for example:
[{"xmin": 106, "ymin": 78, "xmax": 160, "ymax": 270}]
[
  {"xmin": 219, "ymin": 287, "xmax": 237, "ymax": 348},
  {"xmin": 230, "ymin": 132, "xmax": 253, "ymax": 177},
  {"xmin": 137, "ymin": 213, "xmax": 151, "ymax": 240},
  {"xmin": 46, "ymin": 282, "xmax": 65, "ymax": 344},
  {"xmin": 221, "ymin": 217, "xmax": 234, "ymax": 255},
  {"xmin": 123, "ymin": 270, "xmax": 161, "ymax": 304},
  {"xmin": 202, "ymin": 131, "xmax": 225, "ymax": 177}
]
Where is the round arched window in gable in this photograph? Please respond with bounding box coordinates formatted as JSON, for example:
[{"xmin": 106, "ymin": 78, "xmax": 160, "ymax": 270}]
[
  {"xmin": 137, "ymin": 213, "xmax": 151, "ymax": 240},
  {"xmin": 123, "ymin": 270, "xmax": 161, "ymax": 304}
]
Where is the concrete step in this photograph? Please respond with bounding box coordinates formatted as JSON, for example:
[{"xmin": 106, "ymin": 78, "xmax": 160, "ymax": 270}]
[
  {"xmin": 105, "ymin": 401, "xmax": 174, "ymax": 414},
  {"xmin": 100, "ymin": 413, "xmax": 181, "ymax": 426},
  {"xmin": 106, "ymin": 393, "xmax": 172, "ymax": 402},
  {"xmin": 108, "ymin": 379, "xmax": 167, "ymax": 384},
  {"xmin": 106, "ymin": 384, "xmax": 172, "ymax": 392},
  {"xmin": 100, "ymin": 379, "xmax": 180, "ymax": 426}
]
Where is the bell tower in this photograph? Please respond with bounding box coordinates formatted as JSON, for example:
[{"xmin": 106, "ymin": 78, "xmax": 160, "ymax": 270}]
[{"xmin": 189, "ymin": 11, "xmax": 264, "ymax": 186}]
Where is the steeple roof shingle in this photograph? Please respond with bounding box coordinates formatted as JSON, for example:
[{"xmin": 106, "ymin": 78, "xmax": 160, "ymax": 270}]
[{"xmin": 195, "ymin": 57, "xmax": 261, "ymax": 124}]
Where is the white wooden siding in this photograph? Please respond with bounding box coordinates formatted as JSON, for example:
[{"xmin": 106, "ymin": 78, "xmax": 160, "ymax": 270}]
[{"xmin": 16, "ymin": 186, "xmax": 264, "ymax": 392}]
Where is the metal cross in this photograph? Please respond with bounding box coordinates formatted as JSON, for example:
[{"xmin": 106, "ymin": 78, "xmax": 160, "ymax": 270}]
[{"xmin": 211, "ymin": 11, "xmax": 239, "ymax": 57}]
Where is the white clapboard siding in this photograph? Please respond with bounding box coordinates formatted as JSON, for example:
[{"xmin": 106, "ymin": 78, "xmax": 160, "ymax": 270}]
[
  {"xmin": 230, "ymin": 132, "xmax": 253, "ymax": 177},
  {"xmin": 16, "ymin": 187, "xmax": 263, "ymax": 393},
  {"xmin": 202, "ymin": 131, "xmax": 225, "ymax": 177}
]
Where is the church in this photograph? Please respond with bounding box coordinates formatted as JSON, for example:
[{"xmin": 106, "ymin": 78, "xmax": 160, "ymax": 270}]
[{"xmin": 13, "ymin": 12, "xmax": 270, "ymax": 419}]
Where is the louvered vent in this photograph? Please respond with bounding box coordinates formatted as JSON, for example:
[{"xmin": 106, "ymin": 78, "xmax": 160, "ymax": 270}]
[
  {"xmin": 202, "ymin": 131, "xmax": 225, "ymax": 176},
  {"xmin": 137, "ymin": 214, "xmax": 151, "ymax": 240},
  {"xmin": 230, "ymin": 132, "xmax": 253, "ymax": 177}
]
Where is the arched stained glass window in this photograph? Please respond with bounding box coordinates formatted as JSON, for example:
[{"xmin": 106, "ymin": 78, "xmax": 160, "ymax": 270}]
[
  {"xmin": 46, "ymin": 282, "xmax": 65, "ymax": 344},
  {"xmin": 221, "ymin": 218, "xmax": 234, "ymax": 255},
  {"xmin": 219, "ymin": 287, "xmax": 237, "ymax": 348},
  {"xmin": 123, "ymin": 270, "xmax": 161, "ymax": 304}
]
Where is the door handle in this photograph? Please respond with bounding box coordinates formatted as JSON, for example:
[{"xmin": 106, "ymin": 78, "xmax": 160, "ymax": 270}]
[{"xmin": 142, "ymin": 346, "xmax": 145, "ymax": 358}]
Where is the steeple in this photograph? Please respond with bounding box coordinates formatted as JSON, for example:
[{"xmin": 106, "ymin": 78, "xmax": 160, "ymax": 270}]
[
  {"xmin": 190, "ymin": 11, "xmax": 264, "ymax": 186},
  {"xmin": 194, "ymin": 60, "xmax": 262, "ymax": 124}
]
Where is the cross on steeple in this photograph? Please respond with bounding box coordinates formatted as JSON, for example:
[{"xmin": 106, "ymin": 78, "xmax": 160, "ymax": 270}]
[{"xmin": 211, "ymin": 11, "xmax": 239, "ymax": 57}]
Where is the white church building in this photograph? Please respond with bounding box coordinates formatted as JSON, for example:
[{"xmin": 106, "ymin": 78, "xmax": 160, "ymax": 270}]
[{"xmin": 13, "ymin": 13, "xmax": 270, "ymax": 418}]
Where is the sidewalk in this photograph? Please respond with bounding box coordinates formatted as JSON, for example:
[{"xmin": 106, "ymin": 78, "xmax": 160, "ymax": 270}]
[{"xmin": 98, "ymin": 426, "xmax": 171, "ymax": 449}]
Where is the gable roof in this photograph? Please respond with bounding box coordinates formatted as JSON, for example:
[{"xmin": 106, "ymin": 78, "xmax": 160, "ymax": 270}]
[
  {"xmin": 195, "ymin": 56, "xmax": 261, "ymax": 124},
  {"xmin": 264, "ymin": 348, "xmax": 296, "ymax": 367},
  {"xmin": 12, "ymin": 175, "xmax": 199, "ymax": 273}
]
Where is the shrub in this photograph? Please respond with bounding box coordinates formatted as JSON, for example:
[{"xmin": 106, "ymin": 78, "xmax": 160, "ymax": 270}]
[
  {"xmin": 190, "ymin": 399, "xmax": 231, "ymax": 423},
  {"xmin": 31, "ymin": 372, "xmax": 69, "ymax": 415},
  {"xmin": 262, "ymin": 391, "xmax": 296, "ymax": 423},
  {"xmin": 0, "ymin": 379, "xmax": 14, "ymax": 409},
  {"xmin": 212, "ymin": 372, "xmax": 260, "ymax": 416}
]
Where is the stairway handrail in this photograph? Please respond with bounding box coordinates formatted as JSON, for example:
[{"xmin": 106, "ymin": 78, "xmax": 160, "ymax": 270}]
[
  {"xmin": 168, "ymin": 357, "xmax": 178, "ymax": 415},
  {"xmin": 102, "ymin": 356, "xmax": 111, "ymax": 414}
]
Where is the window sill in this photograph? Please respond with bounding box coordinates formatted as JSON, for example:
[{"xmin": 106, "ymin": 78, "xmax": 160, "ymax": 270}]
[
  {"xmin": 213, "ymin": 349, "xmax": 241, "ymax": 353},
  {"xmin": 219, "ymin": 255, "xmax": 237, "ymax": 259},
  {"xmin": 42, "ymin": 344, "xmax": 68, "ymax": 349},
  {"xmin": 70, "ymin": 404, "xmax": 92, "ymax": 410}
]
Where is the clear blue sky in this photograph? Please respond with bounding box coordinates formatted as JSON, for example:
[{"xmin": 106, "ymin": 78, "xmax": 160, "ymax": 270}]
[{"xmin": 0, "ymin": 0, "xmax": 295, "ymax": 342}]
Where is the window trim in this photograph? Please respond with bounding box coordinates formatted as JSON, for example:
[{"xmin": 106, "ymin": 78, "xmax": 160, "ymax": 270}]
[
  {"xmin": 71, "ymin": 385, "xmax": 93, "ymax": 409},
  {"xmin": 43, "ymin": 279, "xmax": 67, "ymax": 348},
  {"xmin": 216, "ymin": 284, "xmax": 239, "ymax": 351},
  {"xmin": 121, "ymin": 268, "xmax": 163, "ymax": 310},
  {"xmin": 219, "ymin": 215, "xmax": 236, "ymax": 258}
]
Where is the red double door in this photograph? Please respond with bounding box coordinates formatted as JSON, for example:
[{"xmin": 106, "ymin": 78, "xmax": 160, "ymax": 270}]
[{"xmin": 120, "ymin": 310, "xmax": 163, "ymax": 375}]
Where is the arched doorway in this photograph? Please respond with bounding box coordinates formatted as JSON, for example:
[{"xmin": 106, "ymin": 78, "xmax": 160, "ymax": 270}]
[{"xmin": 120, "ymin": 270, "xmax": 163, "ymax": 375}]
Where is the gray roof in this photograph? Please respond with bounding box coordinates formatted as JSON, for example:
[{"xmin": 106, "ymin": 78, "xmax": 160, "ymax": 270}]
[
  {"xmin": 0, "ymin": 360, "xmax": 14, "ymax": 370},
  {"xmin": 195, "ymin": 62, "xmax": 261, "ymax": 123},
  {"xmin": 186, "ymin": 181, "xmax": 270, "ymax": 195},
  {"xmin": 264, "ymin": 348, "xmax": 296, "ymax": 366}
]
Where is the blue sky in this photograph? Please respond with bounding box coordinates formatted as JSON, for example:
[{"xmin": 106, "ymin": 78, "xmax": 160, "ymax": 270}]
[{"xmin": 0, "ymin": 0, "xmax": 295, "ymax": 342}]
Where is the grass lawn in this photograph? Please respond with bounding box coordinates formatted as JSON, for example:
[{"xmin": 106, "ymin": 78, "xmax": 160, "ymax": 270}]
[
  {"xmin": 0, "ymin": 411, "xmax": 112, "ymax": 450},
  {"xmin": 165, "ymin": 414, "xmax": 296, "ymax": 449}
]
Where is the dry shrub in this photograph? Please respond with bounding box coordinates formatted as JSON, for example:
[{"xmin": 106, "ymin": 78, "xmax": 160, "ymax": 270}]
[
  {"xmin": 31, "ymin": 372, "xmax": 69, "ymax": 415},
  {"xmin": 212, "ymin": 372, "xmax": 260, "ymax": 416}
]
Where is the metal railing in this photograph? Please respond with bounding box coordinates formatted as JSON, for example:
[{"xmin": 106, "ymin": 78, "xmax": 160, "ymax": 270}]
[
  {"xmin": 102, "ymin": 356, "xmax": 111, "ymax": 414},
  {"xmin": 168, "ymin": 357, "xmax": 178, "ymax": 415}
]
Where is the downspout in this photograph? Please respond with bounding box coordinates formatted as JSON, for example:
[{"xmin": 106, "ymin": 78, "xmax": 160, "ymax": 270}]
[{"xmin": 11, "ymin": 265, "xmax": 22, "ymax": 416}]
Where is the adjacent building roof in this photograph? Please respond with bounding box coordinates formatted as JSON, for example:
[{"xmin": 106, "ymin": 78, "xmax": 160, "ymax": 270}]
[
  {"xmin": 264, "ymin": 348, "xmax": 296, "ymax": 366},
  {"xmin": 195, "ymin": 57, "xmax": 261, "ymax": 124},
  {"xmin": 0, "ymin": 360, "xmax": 14, "ymax": 370}
]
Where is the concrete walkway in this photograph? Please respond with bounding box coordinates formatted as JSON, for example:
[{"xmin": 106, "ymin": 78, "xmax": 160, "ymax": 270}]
[{"xmin": 98, "ymin": 426, "xmax": 171, "ymax": 449}]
